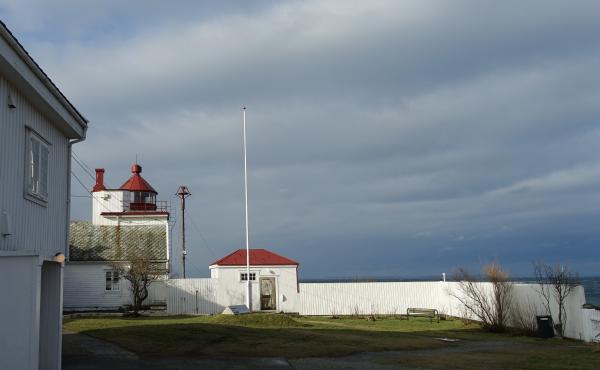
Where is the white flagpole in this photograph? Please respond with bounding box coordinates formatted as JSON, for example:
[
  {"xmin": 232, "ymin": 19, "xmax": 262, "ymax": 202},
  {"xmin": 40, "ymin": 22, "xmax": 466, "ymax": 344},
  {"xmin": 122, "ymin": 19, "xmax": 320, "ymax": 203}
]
[{"xmin": 243, "ymin": 107, "xmax": 252, "ymax": 311}]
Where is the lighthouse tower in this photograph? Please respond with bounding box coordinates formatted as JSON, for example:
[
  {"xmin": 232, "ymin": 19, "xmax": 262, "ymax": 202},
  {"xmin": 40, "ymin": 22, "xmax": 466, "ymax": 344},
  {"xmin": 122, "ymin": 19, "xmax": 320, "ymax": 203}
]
[{"xmin": 91, "ymin": 163, "xmax": 169, "ymax": 226}]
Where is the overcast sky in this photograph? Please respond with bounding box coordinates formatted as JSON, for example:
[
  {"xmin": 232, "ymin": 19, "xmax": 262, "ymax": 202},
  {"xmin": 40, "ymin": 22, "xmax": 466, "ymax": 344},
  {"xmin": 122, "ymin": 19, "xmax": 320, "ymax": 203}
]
[{"xmin": 2, "ymin": 0, "xmax": 600, "ymax": 278}]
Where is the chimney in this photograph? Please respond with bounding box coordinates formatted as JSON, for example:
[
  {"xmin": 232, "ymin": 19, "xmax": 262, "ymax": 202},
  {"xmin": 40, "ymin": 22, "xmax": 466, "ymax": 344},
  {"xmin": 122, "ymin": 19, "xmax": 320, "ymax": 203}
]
[{"xmin": 93, "ymin": 168, "xmax": 106, "ymax": 192}]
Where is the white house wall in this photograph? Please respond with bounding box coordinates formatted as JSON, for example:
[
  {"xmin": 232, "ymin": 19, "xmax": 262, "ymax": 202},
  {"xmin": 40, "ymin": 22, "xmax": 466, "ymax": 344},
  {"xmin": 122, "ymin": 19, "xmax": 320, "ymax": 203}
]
[
  {"xmin": 64, "ymin": 263, "xmax": 166, "ymax": 310},
  {"xmin": 0, "ymin": 75, "xmax": 69, "ymax": 259},
  {"xmin": 39, "ymin": 261, "xmax": 63, "ymax": 370},
  {"xmin": 207, "ymin": 265, "xmax": 299, "ymax": 312},
  {"xmin": 0, "ymin": 255, "xmax": 42, "ymax": 370},
  {"xmin": 92, "ymin": 190, "xmax": 127, "ymax": 224}
]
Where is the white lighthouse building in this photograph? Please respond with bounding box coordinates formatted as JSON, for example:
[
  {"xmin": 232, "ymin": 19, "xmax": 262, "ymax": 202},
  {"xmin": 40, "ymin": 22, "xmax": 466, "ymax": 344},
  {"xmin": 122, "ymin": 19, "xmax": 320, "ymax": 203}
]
[
  {"xmin": 64, "ymin": 163, "xmax": 170, "ymax": 311},
  {"xmin": 91, "ymin": 164, "xmax": 169, "ymax": 226}
]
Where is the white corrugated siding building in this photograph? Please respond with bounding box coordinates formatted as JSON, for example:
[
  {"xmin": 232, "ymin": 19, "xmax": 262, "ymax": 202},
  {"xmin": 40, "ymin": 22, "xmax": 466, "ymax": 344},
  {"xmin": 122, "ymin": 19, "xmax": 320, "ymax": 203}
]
[
  {"xmin": 0, "ymin": 21, "xmax": 88, "ymax": 370},
  {"xmin": 64, "ymin": 164, "xmax": 170, "ymax": 310}
]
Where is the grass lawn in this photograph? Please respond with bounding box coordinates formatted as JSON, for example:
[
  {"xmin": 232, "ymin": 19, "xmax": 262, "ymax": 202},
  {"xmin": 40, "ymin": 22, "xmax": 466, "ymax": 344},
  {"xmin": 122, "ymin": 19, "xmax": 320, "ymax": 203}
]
[{"xmin": 64, "ymin": 314, "xmax": 600, "ymax": 369}]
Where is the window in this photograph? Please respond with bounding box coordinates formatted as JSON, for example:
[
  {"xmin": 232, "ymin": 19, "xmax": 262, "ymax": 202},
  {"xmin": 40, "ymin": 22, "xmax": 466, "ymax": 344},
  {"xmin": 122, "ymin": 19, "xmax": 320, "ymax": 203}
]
[
  {"xmin": 132, "ymin": 191, "xmax": 155, "ymax": 204},
  {"xmin": 27, "ymin": 132, "xmax": 49, "ymax": 200},
  {"xmin": 105, "ymin": 270, "xmax": 120, "ymax": 291},
  {"xmin": 240, "ymin": 272, "xmax": 256, "ymax": 281}
]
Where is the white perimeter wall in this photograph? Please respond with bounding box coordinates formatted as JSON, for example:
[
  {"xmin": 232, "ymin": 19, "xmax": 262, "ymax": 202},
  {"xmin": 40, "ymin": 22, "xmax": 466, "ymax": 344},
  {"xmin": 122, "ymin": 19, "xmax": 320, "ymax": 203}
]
[
  {"xmin": 166, "ymin": 279, "xmax": 592, "ymax": 341},
  {"xmin": 64, "ymin": 263, "xmax": 166, "ymax": 310},
  {"xmin": 581, "ymin": 308, "xmax": 600, "ymax": 342}
]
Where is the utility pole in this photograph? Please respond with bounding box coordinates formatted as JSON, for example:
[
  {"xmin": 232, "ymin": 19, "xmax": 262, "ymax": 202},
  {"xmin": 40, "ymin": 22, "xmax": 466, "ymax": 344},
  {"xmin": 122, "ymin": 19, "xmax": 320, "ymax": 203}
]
[{"xmin": 176, "ymin": 186, "xmax": 191, "ymax": 278}]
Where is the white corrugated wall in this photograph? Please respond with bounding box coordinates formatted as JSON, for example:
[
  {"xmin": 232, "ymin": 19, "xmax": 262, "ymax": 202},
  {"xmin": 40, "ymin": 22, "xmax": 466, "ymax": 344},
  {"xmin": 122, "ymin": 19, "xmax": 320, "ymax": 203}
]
[
  {"xmin": 0, "ymin": 75, "xmax": 69, "ymax": 259},
  {"xmin": 296, "ymin": 282, "xmax": 460, "ymax": 316},
  {"xmin": 581, "ymin": 308, "xmax": 600, "ymax": 342},
  {"xmin": 166, "ymin": 279, "xmax": 224, "ymax": 315},
  {"xmin": 165, "ymin": 279, "xmax": 592, "ymax": 341},
  {"xmin": 64, "ymin": 263, "xmax": 167, "ymax": 310}
]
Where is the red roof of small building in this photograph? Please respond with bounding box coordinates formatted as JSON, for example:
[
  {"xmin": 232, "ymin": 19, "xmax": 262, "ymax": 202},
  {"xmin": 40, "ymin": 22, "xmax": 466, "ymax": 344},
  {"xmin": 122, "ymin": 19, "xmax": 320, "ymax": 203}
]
[
  {"xmin": 119, "ymin": 164, "xmax": 157, "ymax": 193},
  {"xmin": 210, "ymin": 249, "xmax": 299, "ymax": 266}
]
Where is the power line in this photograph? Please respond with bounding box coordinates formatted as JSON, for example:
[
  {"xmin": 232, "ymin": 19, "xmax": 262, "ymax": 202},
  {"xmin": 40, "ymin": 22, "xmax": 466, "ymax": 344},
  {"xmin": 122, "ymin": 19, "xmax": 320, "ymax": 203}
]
[
  {"xmin": 71, "ymin": 151, "xmax": 96, "ymax": 181},
  {"xmin": 184, "ymin": 209, "xmax": 220, "ymax": 261},
  {"xmin": 72, "ymin": 150, "xmax": 95, "ymax": 175}
]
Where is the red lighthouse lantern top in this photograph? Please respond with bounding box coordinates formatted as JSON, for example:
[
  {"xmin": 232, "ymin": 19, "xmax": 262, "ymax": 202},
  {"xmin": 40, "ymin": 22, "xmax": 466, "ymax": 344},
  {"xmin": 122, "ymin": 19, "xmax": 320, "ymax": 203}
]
[{"xmin": 119, "ymin": 163, "xmax": 157, "ymax": 194}]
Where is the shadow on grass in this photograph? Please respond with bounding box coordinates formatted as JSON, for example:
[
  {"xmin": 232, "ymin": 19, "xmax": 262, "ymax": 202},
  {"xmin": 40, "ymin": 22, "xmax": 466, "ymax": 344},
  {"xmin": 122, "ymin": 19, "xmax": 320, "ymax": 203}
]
[
  {"xmin": 66, "ymin": 315, "xmax": 588, "ymax": 360},
  {"xmin": 70, "ymin": 321, "xmax": 465, "ymax": 358},
  {"xmin": 64, "ymin": 315, "xmax": 600, "ymax": 370}
]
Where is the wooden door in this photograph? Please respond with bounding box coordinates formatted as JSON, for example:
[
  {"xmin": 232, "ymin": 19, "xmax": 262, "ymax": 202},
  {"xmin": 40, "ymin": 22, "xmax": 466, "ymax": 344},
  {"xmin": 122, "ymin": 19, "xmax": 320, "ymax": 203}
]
[{"xmin": 260, "ymin": 277, "xmax": 276, "ymax": 310}]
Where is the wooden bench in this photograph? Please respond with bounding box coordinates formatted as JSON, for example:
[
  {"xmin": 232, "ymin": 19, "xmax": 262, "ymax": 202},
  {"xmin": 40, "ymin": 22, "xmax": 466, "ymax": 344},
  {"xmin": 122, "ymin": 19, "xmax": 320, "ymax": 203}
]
[{"xmin": 406, "ymin": 308, "xmax": 439, "ymax": 323}]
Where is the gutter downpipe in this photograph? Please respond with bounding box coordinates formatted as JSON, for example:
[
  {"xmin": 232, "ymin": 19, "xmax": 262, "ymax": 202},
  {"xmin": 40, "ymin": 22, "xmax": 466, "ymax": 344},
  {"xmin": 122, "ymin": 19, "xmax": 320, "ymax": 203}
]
[
  {"xmin": 65, "ymin": 135, "xmax": 86, "ymax": 262},
  {"xmin": 60, "ymin": 134, "xmax": 84, "ymax": 370}
]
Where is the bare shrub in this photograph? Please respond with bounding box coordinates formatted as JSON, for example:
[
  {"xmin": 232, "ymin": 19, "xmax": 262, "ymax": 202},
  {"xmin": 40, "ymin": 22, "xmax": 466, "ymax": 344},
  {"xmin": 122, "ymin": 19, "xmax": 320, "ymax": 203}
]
[
  {"xmin": 451, "ymin": 263, "xmax": 513, "ymax": 332},
  {"xmin": 367, "ymin": 303, "xmax": 377, "ymax": 321},
  {"xmin": 112, "ymin": 251, "xmax": 163, "ymax": 315},
  {"xmin": 330, "ymin": 306, "xmax": 340, "ymax": 319},
  {"xmin": 533, "ymin": 261, "xmax": 580, "ymax": 337},
  {"xmin": 510, "ymin": 299, "xmax": 540, "ymax": 336}
]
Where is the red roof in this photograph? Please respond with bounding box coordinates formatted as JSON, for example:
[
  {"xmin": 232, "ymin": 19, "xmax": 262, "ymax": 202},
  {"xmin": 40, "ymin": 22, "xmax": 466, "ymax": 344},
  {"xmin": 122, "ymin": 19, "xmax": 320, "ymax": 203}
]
[
  {"xmin": 210, "ymin": 249, "xmax": 299, "ymax": 266},
  {"xmin": 119, "ymin": 164, "xmax": 157, "ymax": 193}
]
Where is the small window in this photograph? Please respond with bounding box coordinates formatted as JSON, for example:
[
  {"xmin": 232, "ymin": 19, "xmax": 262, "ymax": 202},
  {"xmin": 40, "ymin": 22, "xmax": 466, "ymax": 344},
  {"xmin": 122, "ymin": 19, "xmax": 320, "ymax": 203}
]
[
  {"xmin": 240, "ymin": 272, "xmax": 256, "ymax": 281},
  {"xmin": 105, "ymin": 270, "xmax": 120, "ymax": 291},
  {"xmin": 27, "ymin": 132, "xmax": 49, "ymax": 200}
]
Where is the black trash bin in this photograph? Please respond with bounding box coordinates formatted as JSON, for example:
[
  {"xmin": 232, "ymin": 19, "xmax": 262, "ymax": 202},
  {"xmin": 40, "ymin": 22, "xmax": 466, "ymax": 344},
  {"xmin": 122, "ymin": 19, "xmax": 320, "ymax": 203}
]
[{"xmin": 536, "ymin": 315, "xmax": 554, "ymax": 338}]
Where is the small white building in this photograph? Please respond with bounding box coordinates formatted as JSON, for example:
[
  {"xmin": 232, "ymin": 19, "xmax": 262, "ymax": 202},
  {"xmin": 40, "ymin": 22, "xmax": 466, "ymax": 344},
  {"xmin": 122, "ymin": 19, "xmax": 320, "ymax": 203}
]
[
  {"xmin": 209, "ymin": 249, "xmax": 299, "ymax": 312},
  {"xmin": 0, "ymin": 21, "xmax": 88, "ymax": 370},
  {"xmin": 64, "ymin": 164, "xmax": 170, "ymax": 310}
]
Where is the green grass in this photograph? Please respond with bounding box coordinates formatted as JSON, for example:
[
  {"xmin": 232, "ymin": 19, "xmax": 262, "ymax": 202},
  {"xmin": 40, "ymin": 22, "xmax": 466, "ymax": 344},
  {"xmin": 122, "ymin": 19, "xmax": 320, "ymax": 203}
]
[
  {"xmin": 378, "ymin": 345, "xmax": 600, "ymax": 370},
  {"xmin": 64, "ymin": 314, "xmax": 456, "ymax": 357},
  {"xmin": 63, "ymin": 313, "xmax": 600, "ymax": 368}
]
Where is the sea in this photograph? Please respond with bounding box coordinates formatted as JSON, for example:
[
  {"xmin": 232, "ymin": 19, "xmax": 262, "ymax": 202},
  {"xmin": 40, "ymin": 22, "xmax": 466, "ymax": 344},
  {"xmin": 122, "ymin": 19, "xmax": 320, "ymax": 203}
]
[
  {"xmin": 580, "ymin": 277, "xmax": 600, "ymax": 306},
  {"xmin": 300, "ymin": 276, "xmax": 600, "ymax": 307}
]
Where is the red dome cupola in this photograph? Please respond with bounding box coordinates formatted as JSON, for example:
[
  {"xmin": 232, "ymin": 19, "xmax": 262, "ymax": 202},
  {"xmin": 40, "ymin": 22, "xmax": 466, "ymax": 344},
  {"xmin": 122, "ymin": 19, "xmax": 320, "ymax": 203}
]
[{"xmin": 120, "ymin": 164, "xmax": 158, "ymax": 211}]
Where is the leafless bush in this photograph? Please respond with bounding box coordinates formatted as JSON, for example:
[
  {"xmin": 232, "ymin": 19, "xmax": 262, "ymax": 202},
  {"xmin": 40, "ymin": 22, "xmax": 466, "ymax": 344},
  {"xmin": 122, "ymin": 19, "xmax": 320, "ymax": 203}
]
[
  {"xmin": 112, "ymin": 251, "xmax": 163, "ymax": 315},
  {"xmin": 367, "ymin": 303, "xmax": 377, "ymax": 321},
  {"xmin": 451, "ymin": 263, "xmax": 513, "ymax": 332},
  {"xmin": 510, "ymin": 299, "xmax": 540, "ymax": 336},
  {"xmin": 389, "ymin": 306, "xmax": 399, "ymax": 319},
  {"xmin": 533, "ymin": 261, "xmax": 580, "ymax": 337},
  {"xmin": 458, "ymin": 305, "xmax": 474, "ymax": 326}
]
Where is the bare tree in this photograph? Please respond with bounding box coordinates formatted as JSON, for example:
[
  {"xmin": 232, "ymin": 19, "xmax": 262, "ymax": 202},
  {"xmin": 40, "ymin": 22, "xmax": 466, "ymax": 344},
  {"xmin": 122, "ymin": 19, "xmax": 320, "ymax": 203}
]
[
  {"xmin": 533, "ymin": 261, "xmax": 580, "ymax": 337},
  {"xmin": 113, "ymin": 253, "xmax": 163, "ymax": 315},
  {"xmin": 451, "ymin": 263, "xmax": 513, "ymax": 332}
]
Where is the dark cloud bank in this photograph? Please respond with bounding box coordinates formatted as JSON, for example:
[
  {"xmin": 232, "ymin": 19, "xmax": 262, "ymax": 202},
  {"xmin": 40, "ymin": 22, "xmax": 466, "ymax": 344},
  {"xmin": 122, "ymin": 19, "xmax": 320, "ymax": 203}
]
[{"xmin": 3, "ymin": 0, "xmax": 600, "ymax": 277}]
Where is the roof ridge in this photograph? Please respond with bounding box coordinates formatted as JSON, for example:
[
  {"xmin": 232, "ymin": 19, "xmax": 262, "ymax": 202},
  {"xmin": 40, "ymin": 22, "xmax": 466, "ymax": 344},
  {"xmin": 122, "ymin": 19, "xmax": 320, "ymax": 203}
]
[{"xmin": 210, "ymin": 248, "xmax": 299, "ymax": 266}]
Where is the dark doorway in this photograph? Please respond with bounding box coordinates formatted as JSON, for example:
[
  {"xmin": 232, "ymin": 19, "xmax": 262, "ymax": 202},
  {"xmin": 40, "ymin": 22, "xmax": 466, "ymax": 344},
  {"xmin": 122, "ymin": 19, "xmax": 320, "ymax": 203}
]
[{"xmin": 260, "ymin": 277, "xmax": 276, "ymax": 310}]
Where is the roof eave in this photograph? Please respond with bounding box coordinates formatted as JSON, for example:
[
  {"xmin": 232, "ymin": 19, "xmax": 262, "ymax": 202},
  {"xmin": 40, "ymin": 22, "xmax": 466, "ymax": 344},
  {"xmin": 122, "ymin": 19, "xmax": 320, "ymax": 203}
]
[
  {"xmin": 0, "ymin": 21, "xmax": 88, "ymax": 139},
  {"xmin": 210, "ymin": 264, "xmax": 299, "ymax": 268}
]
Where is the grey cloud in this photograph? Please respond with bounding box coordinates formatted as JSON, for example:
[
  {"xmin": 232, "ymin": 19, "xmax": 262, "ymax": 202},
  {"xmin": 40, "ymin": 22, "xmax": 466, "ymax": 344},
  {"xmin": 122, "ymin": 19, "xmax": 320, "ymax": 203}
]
[{"xmin": 3, "ymin": 0, "xmax": 599, "ymax": 277}]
